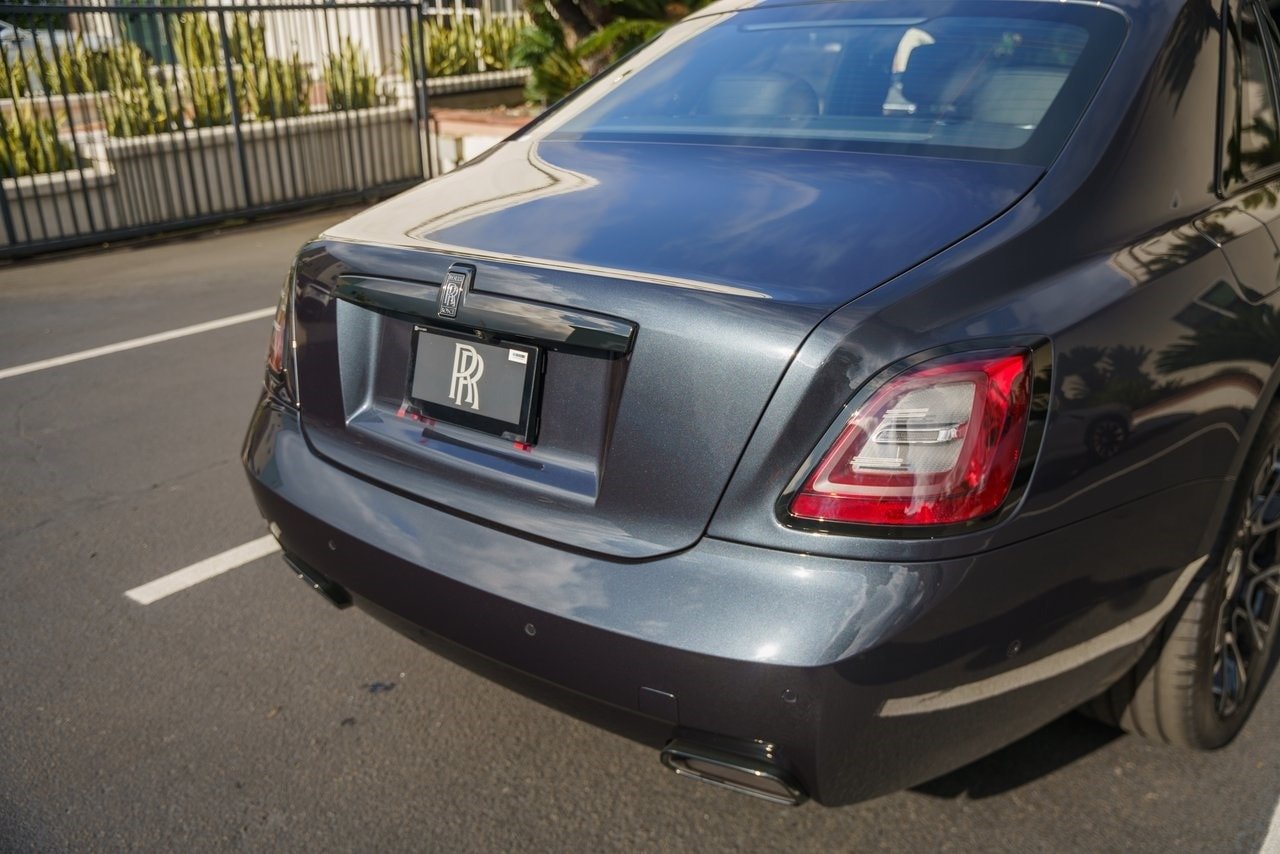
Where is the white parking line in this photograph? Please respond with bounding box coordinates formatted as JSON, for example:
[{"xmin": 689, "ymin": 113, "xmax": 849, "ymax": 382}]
[
  {"xmin": 125, "ymin": 535, "xmax": 281, "ymax": 605},
  {"xmin": 0, "ymin": 306, "xmax": 274, "ymax": 381},
  {"xmin": 1262, "ymin": 795, "xmax": 1280, "ymax": 854}
]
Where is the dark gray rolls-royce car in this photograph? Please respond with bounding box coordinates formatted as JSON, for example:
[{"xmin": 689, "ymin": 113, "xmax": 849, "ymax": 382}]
[{"xmin": 244, "ymin": 0, "xmax": 1280, "ymax": 805}]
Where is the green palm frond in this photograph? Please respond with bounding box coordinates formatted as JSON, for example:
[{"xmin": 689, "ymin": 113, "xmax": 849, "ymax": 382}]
[{"xmin": 576, "ymin": 17, "xmax": 666, "ymax": 61}]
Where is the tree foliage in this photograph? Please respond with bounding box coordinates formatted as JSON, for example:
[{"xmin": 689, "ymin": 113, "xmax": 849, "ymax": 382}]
[
  {"xmin": 1158, "ymin": 303, "xmax": 1280, "ymax": 374},
  {"xmin": 517, "ymin": 0, "xmax": 708, "ymax": 103}
]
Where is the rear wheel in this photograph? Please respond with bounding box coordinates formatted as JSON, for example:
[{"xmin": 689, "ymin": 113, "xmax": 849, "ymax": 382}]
[{"xmin": 1086, "ymin": 405, "xmax": 1280, "ymax": 747}]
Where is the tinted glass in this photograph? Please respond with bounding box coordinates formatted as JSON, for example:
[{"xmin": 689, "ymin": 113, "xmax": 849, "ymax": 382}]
[
  {"xmin": 535, "ymin": 2, "xmax": 1126, "ymax": 165},
  {"xmin": 1234, "ymin": 1, "xmax": 1280, "ymax": 176}
]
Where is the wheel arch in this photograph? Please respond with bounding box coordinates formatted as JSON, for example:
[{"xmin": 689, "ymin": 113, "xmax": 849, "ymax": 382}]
[{"xmin": 1199, "ymin": 358, "xmax": 1280, "ymax": 557}]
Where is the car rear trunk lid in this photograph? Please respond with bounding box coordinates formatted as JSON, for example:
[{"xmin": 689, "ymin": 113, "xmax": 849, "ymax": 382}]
[{"xmin": 293, "ymin": 141, "xmax": 1041, "ymax": 559}]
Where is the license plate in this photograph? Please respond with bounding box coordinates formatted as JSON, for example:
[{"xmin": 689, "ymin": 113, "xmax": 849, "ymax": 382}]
[{"xmin": 406, "ymin": 327, "xmax": 543, "ymax": 443}]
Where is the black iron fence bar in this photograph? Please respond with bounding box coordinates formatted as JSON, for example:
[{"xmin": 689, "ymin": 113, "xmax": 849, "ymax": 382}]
[
  {"xmin": 280, "ymin": 7, "xmax": 312, "ymax": 201},
  {"xmin": 0, "ymin": 180, "xmax": 15, "ymax": 246},
  {"xmin": 259, "ymin": 15, "xmax": 294, "ymax": 206},
  {"xmin": 0, "ymin": 0, "xmax": 462, "ymax": 258},
  {"xmin": 72, "ymin": 37, "xmax": 121, "ymax": 229},
  {"xmin": 318, "ymin": 6, "xmax": 358, "ymax": 198},
  {"xmin": 3, "ymin": 2, "xmax": 418, "ymax": 12},
  {"xmin": 6, "ymin": 39, "xmax": 48, "ymax": 241},
  {"xmin": 156, "ymin": 12, "xmax": 206, "ymax": 222},
  {"xmin": 407, "ymin": 2, "xmax": 433, "ymax": 179},
  {"xmin": 215, "ymin": 8, "xmax": 254, "ymax": 209},
  {"xmin": 142, "ymin": 20, "xmax": 180, "ymax": 223},
  {"xmin": 0, "ymin": 182, "xmax": 421, "ymax": 256},
  {"xmin": 173, "ymin": 10, "xmax": 225, "ymax": 220},
  {"xmin": 25, "ymin": 36, "xmax": 72, "ymax": 238},
  {"xmin": 142, "ymin": 12, "xmax": 181, "ymax": 220},
  {"xmin": 40, "ymin": 34, "xmax": 90, "ymax": 235}
]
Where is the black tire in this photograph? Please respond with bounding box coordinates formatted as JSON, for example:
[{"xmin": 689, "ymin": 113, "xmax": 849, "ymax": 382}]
[{"xmin": 1084, "ymin": 404, "xmax": 1280, "ymax": 748}]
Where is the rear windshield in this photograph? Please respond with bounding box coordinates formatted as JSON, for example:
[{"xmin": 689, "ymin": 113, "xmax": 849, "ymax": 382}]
[{"xmin": 533, "ymin": 1, "xmax": 1127, "ymax": 166}]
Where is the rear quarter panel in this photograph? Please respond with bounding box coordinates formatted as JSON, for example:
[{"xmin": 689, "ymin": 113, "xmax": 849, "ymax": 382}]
[{"xmin": 710, "ymin": 0, "xmax": 1280, "ymax": 684}]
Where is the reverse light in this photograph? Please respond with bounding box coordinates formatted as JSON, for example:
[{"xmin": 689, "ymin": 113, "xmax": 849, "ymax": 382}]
[
  {"xmin": 265, "ymin": 265, "xmax": 297, "ymax": 404},
  {"xmin": 789, "ymin": 349, "xmax": 1034, "ymax": 527},
  {"xmin": 266, "ymin": 283, "xmax": 289, "ymax": 374}
]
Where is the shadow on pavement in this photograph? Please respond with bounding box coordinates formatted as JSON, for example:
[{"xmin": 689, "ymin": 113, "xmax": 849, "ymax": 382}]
[{"xmin": 912, "ymin": 713, "xmax": 1122, "ymax": 799}]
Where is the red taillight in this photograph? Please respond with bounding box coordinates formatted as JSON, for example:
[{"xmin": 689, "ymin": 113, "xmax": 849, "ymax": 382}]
[{"xmin": 789, "ymin": 349, "xmax": 1033, "ymax": 526}]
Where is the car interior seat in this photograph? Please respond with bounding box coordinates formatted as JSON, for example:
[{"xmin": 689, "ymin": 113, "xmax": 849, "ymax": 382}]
[
  {"xmin": 970, "ymin": 67, "xmax": 1069, "ymax": 128},
  {"xmin": 824, "ymin": 33, "xmax": 901, "ymax": 116},
  {"xmin": 900, "ymin": 41, "xmax": 989, "ymax": 118},
  {"xmin": 703, "ymin": 71, "xmax": 821, "ymax": 117}
]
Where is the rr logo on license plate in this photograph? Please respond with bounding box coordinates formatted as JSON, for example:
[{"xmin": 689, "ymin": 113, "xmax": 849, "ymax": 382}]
[
  {"xmin": 408, "ymin": 327, "xmax": 541, "ymax": 443},
  {"xmin": 449, "ymin": 343, "xmax": 484, "ymax": 409}
]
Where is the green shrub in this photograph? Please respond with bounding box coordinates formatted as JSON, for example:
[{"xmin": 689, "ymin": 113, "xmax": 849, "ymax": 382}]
[
  {"xmin": 0, "ymin": 53, "xmax": 30, "ymax": 99},
  {"xmin": 103, "ymin": 11, "xmax": 313, "ymax": 135},
  {"xmin": 514, "ymin": 8, "xmax": 588, "ymax": 105},
  {"xmin": 575, "ymin": 18, "xmax": 668, "ymax": 64},
  {"xmin": 0, "ymin": 107, "xmax": 78, "ymax": 179},
  {"xmin": 31, "ymin": 36, "xmax": 113, "ymax": 95},
  {"xmin": 11, "ymin": 7, "xmax": 388, "ymax": 143},
  {"xmin": 514, "ymin": 0, "xmax": 709, "ymax": 103},
  {"xmin": 102, "ymin": 80, "xmax": 174, "ymax": 137},
  {"xmin": 231, "ymin": 13, "xmax": 311, "ymax": 120},
  {"xmin": 102, "ymin": 41, "xmax": 179, "ymax": 137},
  {"xmin": 431, "ymin": 17, "xmax": 479, "ymax": 76},
  {"xmin": 401, "ymin": 18, "xmax": 476, "ymax": 78},
  {"xmin": 245, "ymin": 55, "xmax": 310, "ymax": 120},
  {"xmin": 170, "ymin": 10, "xmax": 233, "ymax": 128},
  {"xmin": 324, "ymin": 38, "xmax": 385, "ymax": 111},
  {"xmin": 173, "ymin": 10, "xmax": 222, "ymax": 70},
  {"xmin": 103, "ymin": 42, "xmax": 156, "ymax": 92},
  {"xmin": 478, "ymin": 16, "xmax": 526, "ymax": 71},
  {"xmin": 400, "ymin": 14, "xmax": 529, "ymax": 80}
]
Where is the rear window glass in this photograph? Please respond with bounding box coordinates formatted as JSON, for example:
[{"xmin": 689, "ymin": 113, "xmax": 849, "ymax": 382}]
[{"xmin": 534, "ymin": 1, "xmax": 1126, "ymax": 166}]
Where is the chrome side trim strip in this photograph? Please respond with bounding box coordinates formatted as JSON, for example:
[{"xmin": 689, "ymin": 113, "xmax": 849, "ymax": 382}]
[{"xmin": 877, "ymin": 555, "xmax": 1209, "ymax": 717}]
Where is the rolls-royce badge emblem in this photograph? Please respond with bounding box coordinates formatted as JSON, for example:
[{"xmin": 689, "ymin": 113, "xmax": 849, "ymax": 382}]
[
  {"xmin": 448, "ymin": 343, "xmax": 484, "ymax": 409},
  {"xmin": 439, "ymin": 264, "xmax": 473, "ymax": 318}
]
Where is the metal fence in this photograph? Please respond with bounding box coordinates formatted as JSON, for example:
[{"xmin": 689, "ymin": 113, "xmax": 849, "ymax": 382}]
[{"xmin": 0, "ymin": 0, "xmax": 437, "ymax": 257}]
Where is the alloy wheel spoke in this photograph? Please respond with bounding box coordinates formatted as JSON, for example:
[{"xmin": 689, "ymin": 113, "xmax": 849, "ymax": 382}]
[
  {"xmin": 1215, "ymin": 630, "xmax": 1244, "ymax": 716},
  {"xmin": 1215, "ymin": 448, "xmax": 1280, "ymax": 719},
  {"xmin": 1246, "ymin": 567, "xmax": 1280, "ymax": 644},
  {"xmin": 1236, "ymin": 603, "xmax": 1266, "ymax": 655},
  {"xmin": 1250, "ymin": 459, "xmax": 1280, "ymax": 531},
  {"xmin": 1248, "ymin": 512, "xmax": 1280, "ymax": 538},
  {"xmin": 1252, "ymin": 564, "xmax": 1280, "ymax": 587},
  {"xmin": 1227, "ymin": 633, "xmax": 1248, "ymax": 699},
  {"xmin": 1219, "ymin": 630, "xmax": 1248, "ymax": 718}
]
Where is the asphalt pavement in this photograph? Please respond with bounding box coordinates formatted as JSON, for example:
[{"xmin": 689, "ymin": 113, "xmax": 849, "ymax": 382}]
[{"xmin": 1, "ymin": 211, "xmax": 1278, "ymax": 853}]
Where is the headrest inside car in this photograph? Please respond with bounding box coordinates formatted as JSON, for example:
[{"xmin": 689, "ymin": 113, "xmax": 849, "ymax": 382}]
[
  {"xmin": 972, "ymin": 67, "xmax": 1069, "ymax": 127},
  {"xmin": 901, "ymin": 42, "xmax": 986, "ymax": 114},
  {"xmin": 704, "ymin": 72, "xmax": 820, "ymax": 117}
]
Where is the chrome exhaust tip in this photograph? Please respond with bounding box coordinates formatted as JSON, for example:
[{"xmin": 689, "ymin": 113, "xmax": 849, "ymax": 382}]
[{"xmin": 660, "ymin": 739, "xmax": 807, "ymax": 806}]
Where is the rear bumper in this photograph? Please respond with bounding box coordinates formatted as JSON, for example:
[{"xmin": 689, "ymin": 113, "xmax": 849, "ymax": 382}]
[{"xmin": 243, "ymin": 396, "xmax": 1217, "ymax": 805}]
